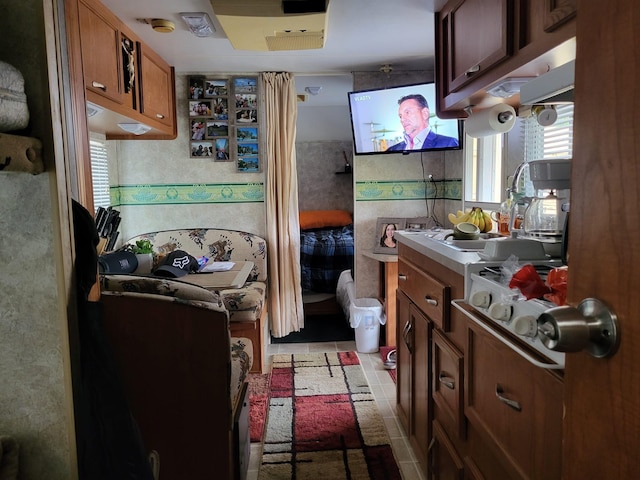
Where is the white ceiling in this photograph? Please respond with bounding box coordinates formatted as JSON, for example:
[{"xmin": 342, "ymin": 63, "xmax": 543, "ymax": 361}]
[{"xmin": 100, "ymin": 0, "xmax": 441, "ymax": 105}]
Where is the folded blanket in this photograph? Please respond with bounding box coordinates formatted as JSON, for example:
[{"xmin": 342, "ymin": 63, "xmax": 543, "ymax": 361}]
[{"xmin": 0, "ymin": 436, "xmax": 19, "ymax": 480}]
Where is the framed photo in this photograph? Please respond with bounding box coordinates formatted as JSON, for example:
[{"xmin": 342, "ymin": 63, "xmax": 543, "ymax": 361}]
[
  {"xmin": 237, "ymin": 127, "xmax": 258, "ymax": 142},
  {"xmin": 236, "ymin": 109, "xmax": 257, "ymax": 123},
  {"xmin": 234, "ymin": 77, "xmax": 257, "ymax": 94},
  {"xmin": 237, "ymin": 156, "xmax": 260, "ymax": 173},
  {"xmin": 238, "ymin": 142, "xmax": 258, "ymax": 156},
  {"xmin": 373, "ymin": 217, "xmax": 406, "ymax": 254},
  {"xmin": 206, "ymin": 120, "xmax": 228, "ymax": 138},
  {"xmin": 189, "ymin": 100, "xmax": 212, "ymax": 117},
  {"xmin": 235, "ymin": 93, "xmax": 257, "ymax": 109},
  {"xmin": 405, "ymin": 216, "xmax": 430, "ymax": 231},
  {"xmin": 214, "ymin": 138, "xmax": 231, "ymax": 161},
  {"xmin": 188, "ymin": 75, "xmax": 206, "ymax": 99},
  {"xmin": 190, "ymin": 118, "xmax": 206, "ymax": 141},
  {"xmin": 210, "ymin": 97, "xmax": 228, "ymax": 120},
  {"xmin": 190, "ymin": 141, "xmax": 213, "ymax": 158},
  {"xmin": 204, "ymin": 79, "xmax": 228, "ymax": 97}
]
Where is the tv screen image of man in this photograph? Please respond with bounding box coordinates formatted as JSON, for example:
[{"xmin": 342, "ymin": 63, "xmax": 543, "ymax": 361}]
[{"xmin": 386, "ymin": 94, "xmax": 459, "ymax": 151}]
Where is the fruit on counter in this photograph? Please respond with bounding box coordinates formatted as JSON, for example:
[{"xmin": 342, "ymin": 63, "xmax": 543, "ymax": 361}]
[{"xmin": 448, "ymin": 207, "xmax": 493, "ymax": 233}]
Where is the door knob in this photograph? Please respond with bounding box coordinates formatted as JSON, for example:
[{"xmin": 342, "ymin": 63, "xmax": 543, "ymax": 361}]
[{"xmin": 536, "ymin": 298, "xmax": 619, "ymax": 358}]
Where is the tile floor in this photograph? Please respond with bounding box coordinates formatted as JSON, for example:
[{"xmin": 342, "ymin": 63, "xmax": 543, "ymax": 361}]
[{"xmin": 246, "ymin": 340, "xmax": 427, "ymax": 480}]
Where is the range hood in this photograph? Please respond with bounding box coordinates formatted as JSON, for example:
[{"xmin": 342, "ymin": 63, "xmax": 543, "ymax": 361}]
[
  {"xmin": 520, "ymin": 60, "xmax": 575, "ymax": 105},
  {"xmin": 209, "ymin": 0, "xmax": 330, "ymax": 51}
]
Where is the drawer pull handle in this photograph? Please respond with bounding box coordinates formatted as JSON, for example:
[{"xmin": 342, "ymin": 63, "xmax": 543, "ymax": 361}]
[
  {"xmin": 398, "ymin": 274, "xmax": 407, "ymax": 281},
  {"xmin": 92, "ymin": 81, "xmax": 106, "ymax": 91},
  {"xmin": 425, "ymin": 296, "xmax": 438, "ymax": 306},
  {"xmin": 495, "ymin": 384, "xmax": 521, "ymax": 412},
  {"xmin": 465, "ymin": 64, "xmax": 480, "ymax": 76},
  {"xmin": 156, "ymin": 113, "xmax": 165, "ymax": 119},
  {"xmin": 438, "ymin": 372, "xmax": 455, "ymax": 390}
]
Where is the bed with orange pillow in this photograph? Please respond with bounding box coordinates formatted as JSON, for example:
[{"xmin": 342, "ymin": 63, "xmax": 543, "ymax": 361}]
[{"xmin": 299, "ymin": 210, "xmax": 354, "ymax": 294}]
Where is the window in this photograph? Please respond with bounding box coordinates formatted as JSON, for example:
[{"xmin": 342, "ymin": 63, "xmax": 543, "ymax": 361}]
[
  {"xmin": 89, "ymin": 133, "xmax": 110, "ymax": 212},
  {"xmin": 464, "ymin": 103, "xmax": 574, "ymax": 208}
]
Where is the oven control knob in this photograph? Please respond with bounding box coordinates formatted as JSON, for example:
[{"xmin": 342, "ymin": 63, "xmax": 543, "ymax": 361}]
[
  {"xmin": 470, "ymin": 291, "xmax": 492, "ymax": 308},
  {"xmin": 488, "ymin": 303, "xmax": 512, "ymax": 322},
  {"xmin": 513, "ymin": 315, "xmax": 538, "ymax": 337}
]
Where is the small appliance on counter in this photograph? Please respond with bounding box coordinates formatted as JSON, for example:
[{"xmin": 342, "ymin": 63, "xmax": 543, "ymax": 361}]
[{"xmin": 508, "ymin": 158, "xmax": 571, "ymax": 257}]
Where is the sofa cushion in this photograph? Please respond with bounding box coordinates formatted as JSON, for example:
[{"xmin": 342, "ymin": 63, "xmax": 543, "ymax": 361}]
[
  {"xmin": 101, "ymin": 274, "xmax": 223, "ymax": 307},
  {"xmin": 220, "ymin": 281, "xmax": 266, "ymax": 322},
  {"xmin": 124, "ymin": 229, "xmax": 267, "ymax": 283}
]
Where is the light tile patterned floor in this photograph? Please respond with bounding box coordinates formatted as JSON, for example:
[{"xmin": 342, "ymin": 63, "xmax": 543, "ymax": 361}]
[{"xmin": 246, "ymin": 341, "xmax": 426, "ymax": 480}]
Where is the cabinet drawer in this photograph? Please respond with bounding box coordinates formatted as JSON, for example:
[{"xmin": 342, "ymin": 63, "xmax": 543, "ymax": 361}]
[
  {"xmin": 398, "ymin": 259, "xmax": 450, "ymax": 330},
  {"xmin": 465, "ymin": 323, "xmax": 563, "ymax": 479},
  {"xmin": 433, "ymin": 329, "xmax": 464, "ymax": 441}
]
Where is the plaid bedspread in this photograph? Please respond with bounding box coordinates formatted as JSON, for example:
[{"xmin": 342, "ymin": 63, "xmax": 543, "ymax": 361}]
[{"xmin": 300, "ymin": 225, "xmax": 354, "ymax": 293}]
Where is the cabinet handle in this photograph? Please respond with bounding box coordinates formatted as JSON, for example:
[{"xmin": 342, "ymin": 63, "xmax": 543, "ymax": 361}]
[
  {"xmin": 465, "ymin": 64, "xmax": 480, "ymax": 76},
  {"xmin": 402, "ymin": 320, "xmax": 413, "ymax": 354},
  {"xmin": 156, "ymin": 113, "xmax": 165, "ymax": 119},
  {"xmin": 398, "ymin": 274, "xmax": 407, "ymax": 281},
  {"xmin": 495, "ymin": 384, "xmax": 522, "ymax": 412},
  {"xmin": 91, "ymin": 81, "xmax": 106, "ymax": 91},
  {"xmin": 438, "ymin": 372, "xmax": 455, "ymax": 390},
  {"xmin": 424, "ymin": 296, "xmax": 438, "ymax": 306}
]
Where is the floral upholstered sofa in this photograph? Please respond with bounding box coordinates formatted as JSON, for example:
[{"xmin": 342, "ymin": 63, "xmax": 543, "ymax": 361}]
[
  {"xmin": 123, "ymin": 228, "xmax": 268, "ymax": 373},
  {"xmin": 99, "ymin": 274, "xmax": 254, "ymax": 480}
]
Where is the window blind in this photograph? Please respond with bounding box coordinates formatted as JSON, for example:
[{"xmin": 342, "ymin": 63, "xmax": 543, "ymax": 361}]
[
  {"xmin": 89, "ymin": 136, "xmax": 110, "ymax": 212},
  {"xmin": 523, "ymin": 104, "xmax": 574, "ymax": 162}
]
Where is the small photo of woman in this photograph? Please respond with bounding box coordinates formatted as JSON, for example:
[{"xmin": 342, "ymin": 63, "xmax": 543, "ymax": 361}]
[
  {"xmin": 380, "ymin": 223, "xmax": 398, "ymax": 249},
  {"xmin": 373, "ymin": 218, "xmax": 406, "ymax": 254}
]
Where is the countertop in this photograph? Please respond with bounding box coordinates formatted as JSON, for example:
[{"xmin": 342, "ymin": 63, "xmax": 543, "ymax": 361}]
[{"xmin": 396, "ymin": 229, "xmax": 482, "ymax": 275}]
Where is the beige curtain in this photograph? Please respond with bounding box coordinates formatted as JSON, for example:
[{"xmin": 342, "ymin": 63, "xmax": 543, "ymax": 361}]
[{"xmin": 260, "ymin": 72, "xmax": 304, "ymax": 337}]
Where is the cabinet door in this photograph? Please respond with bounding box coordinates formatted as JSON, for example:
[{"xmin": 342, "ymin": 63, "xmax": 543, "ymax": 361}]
[
  {"xmin": 78, "ymin": 0, "xmax": 123, "ymax": 104},
  {"xmin": 396, "ymin": 290, "xmax": 412, "ymax": 434},
  {"xmin": 410, "ymin": 303, "xmax": 432, "ymax": 473},
  {"xmin": 465, "ymin": 323, "xmax": 564, "ymax": 479},
  {"xmin": 432, "ymin": 420, "xmax": 464, "ymax": 480},
  {"xmin": 543, "ymin": 0, "xmax": 576, "ymax": 32},
  {"xmin": 444, "ymin": 0, "xmax": 513, "ymax": 93},
  {"xmin": 138, "ymin": 44, "xmax": 175, "ymax": 127}
]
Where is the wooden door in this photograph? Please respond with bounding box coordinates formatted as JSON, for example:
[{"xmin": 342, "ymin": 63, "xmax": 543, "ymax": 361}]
[{"xmin": 563, "ymin": 0, "xmax": 640, "ymax": 477}]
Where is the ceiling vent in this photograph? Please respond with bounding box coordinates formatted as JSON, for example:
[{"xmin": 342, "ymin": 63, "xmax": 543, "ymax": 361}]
[{"xmin": 209, "ymin": 0, "xmax": 329, "ymax": 51}]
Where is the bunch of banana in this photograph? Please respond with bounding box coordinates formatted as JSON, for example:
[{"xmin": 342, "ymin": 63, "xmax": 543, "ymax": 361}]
[{"xmin": 447, "ymin": 207, "xmax": 494, "ymax": 233}]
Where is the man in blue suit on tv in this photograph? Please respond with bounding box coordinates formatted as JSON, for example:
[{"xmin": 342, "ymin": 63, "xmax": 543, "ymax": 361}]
[{"xmin": 386, "ymin": 94, "xmax": 459, "ymax": 151}]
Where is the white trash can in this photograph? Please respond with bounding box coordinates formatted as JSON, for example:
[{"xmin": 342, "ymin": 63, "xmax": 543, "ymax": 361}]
[{"xmin": 349, "ymin": 298, "xmax": 386, "ymax": 353}]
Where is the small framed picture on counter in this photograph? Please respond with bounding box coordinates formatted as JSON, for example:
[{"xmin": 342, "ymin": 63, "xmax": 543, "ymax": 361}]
[{"xmin": 373, "ymin": 217, "xmax": 406, "ymax": 254}]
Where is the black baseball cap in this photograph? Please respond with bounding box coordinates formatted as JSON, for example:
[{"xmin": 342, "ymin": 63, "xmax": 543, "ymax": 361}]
[{"xmin": 154, "ymin": 250, "xmax": 199, "ymax": 278}]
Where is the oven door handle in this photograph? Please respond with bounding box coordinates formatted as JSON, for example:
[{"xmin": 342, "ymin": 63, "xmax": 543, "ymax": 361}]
[{"xmin": 451, "ymin": 299, "xmax": 564, "ymax": 370}]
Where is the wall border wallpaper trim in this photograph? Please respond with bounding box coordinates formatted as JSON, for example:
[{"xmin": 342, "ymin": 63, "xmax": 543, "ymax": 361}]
[
  {"xmin": 355, "ymin": 179, "xmax": 462, "ymax": 201},
  {"xmin": 110, "ymin": 182, "xmax": 265, "ymax": 206}
]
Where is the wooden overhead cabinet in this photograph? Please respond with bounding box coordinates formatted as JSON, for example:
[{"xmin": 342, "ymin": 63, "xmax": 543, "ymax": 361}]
[
  {"xmin": 77, "ymin": 0, "xmax": 177, "ymax": 139},
  {"xmin": 435, "ymin": 0, "xmax": 576, "ymax": 117}
]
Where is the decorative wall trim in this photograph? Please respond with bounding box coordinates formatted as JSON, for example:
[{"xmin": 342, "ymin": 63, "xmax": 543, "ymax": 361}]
[
  {"xmin": 110, "ymin": 182, "xmax": 265, "ymax": 206},
  {"xmin": 355, "ymin": 179, "xmax": 462, "ymax": 201}
]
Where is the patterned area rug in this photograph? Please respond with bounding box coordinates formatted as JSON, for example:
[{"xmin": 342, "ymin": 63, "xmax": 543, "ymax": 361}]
[
  {"xmin": 248, "ymin": 373, "xmax": 271, "ymax": 443},
  {"xmin": 258, "ymin": 352, "xmax": 402, "ymax": 479}
]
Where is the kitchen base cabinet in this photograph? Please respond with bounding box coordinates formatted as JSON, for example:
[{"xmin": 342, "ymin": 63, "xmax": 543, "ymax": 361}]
[
  {"xmin": 396, "ymin": 290, "xmax": 432, "ymax": 473},
  {"xmin": 432, "ymin": 419, "xmax": 464, "ymax": 480},
  {"xmin": 465, "ymin": 321, "xmax": 564, "ymax": 479}
]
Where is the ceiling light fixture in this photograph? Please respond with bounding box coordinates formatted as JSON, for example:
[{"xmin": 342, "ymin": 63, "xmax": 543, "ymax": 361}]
[
  {"xmin": 180, "ymin": 12, "xmax": 215, "ymax": 37},
  {"xmin": 118, "ymin": 123, "xmax": 152, "ymax": 135},
  {"xmin": 150, "ymin": 19, "xmax": 175, "ymax": 33},
  {"xmin": 304, "ymin": 86, "xmax": 322, "ymax": 95},
  {"xmin": 380, "ymin": 64, "xmax": 393, "ymax": 75}
]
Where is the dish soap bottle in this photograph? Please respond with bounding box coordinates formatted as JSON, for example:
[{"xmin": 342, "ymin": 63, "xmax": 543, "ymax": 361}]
[{"xmin": 497, "ymin": 190, "xmax": 512, "ymax": 235}]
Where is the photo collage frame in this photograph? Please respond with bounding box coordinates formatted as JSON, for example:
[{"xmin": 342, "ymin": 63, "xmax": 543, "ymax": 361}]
[{"xmin": 188, "ymin": 76, "xmax": 260, "ymax": 171}]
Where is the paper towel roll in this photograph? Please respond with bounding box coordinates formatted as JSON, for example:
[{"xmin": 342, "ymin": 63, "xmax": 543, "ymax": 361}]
[{"xmin": 465, "ymin": 104, "xmax": 516, "ymax": 138}]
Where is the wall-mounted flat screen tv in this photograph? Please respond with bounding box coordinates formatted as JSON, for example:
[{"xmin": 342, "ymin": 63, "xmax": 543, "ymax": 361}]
[{"xmin": 347, "ymin": 82, "xmax": 462, "ymax": 155}]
